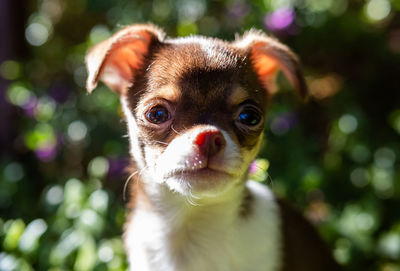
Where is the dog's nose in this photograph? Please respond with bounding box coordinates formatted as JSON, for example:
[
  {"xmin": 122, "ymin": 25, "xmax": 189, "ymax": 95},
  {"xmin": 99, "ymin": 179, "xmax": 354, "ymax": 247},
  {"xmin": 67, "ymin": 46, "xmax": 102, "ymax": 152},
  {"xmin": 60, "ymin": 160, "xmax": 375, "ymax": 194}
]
[{"xmin": 194, "ymin": 130, "xmax": 226, "ymax": 157}]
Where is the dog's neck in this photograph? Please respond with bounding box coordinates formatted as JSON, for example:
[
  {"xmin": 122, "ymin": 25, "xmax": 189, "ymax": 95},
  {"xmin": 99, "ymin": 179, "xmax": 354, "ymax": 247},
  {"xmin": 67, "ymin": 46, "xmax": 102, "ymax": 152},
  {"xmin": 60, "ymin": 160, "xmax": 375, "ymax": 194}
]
[
  {"xmin": 125, "ymin": 176, "xmax": 282, "ymax": 271},
  {"xmin": 131, "ymin": 175, "xmax": 247, "ymax": 232}
]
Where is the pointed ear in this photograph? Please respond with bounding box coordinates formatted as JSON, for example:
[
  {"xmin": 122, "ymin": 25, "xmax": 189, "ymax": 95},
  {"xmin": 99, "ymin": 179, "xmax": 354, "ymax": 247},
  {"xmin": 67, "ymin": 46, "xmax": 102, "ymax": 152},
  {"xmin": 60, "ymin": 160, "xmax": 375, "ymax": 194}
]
[
  {"xmin": 85, "ymin": 24, "xmax": 165, "ymax": 95},
  {"xmin": 234, "ymin": 30, "xmax": 308, "ymax": 100}
]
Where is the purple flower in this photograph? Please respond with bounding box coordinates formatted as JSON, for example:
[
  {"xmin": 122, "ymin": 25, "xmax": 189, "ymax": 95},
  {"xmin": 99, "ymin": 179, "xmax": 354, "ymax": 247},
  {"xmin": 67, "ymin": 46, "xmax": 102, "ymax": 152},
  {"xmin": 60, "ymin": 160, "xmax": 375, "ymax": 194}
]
[{"xmin": 264, "ymin": 7, "xmax": 295, "ymax": 31}]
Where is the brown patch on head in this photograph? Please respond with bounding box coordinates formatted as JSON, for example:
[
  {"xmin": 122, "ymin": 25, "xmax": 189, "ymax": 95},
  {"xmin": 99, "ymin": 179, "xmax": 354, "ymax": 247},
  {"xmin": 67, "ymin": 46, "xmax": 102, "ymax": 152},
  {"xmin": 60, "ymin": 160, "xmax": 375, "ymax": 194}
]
[
  {"xmin": 157, "ymin": 84, "xmax": 182, "ymax": 102},
  {"xmin": 141, "ymin": 84, "xmax": 182, "ymax": 104},
  {"xmin": 228, "ymin": 86, "xmax": 250, "ymax": 106}
]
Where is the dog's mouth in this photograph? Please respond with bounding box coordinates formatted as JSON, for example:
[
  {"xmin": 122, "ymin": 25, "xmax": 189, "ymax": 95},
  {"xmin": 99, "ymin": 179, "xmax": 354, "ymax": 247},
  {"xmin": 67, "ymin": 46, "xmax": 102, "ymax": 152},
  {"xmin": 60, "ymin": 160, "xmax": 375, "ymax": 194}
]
[
  {"xmin": 166, "ymin": 167, "xmax": 233, "ymax": 181},
  {"xmin": 174, "ymin": 168, "xmax": 230, "ymax": 178}
]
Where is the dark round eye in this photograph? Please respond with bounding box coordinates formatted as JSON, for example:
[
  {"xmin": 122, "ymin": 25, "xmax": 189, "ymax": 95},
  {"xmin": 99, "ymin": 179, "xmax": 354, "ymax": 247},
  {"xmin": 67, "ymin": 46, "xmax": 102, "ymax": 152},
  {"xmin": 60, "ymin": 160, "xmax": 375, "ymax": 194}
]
[
  {"xmin": 145, "ymin": 105, "xmax": 170, "ymax": 124},
  {"xmin": 237, "ymin": 107, "xmax": 262, "ymax": 126}
]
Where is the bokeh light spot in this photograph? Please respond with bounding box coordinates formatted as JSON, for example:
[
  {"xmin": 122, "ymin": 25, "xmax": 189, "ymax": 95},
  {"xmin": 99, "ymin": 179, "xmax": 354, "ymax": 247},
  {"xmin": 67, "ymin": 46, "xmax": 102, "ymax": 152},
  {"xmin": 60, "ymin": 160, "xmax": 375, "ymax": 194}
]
[
  {"xmin": 88, "ymin": 157, "xmax": 109, "ymax": 178},
  {"xmin": 177, "ymin": 22, "xmax": 198, "ymax": 36},
  {"xmin": 3, "ymin": 163, "xmax": 24, "ymax": 183},
  {"xmin": 152, "ymin": 0, "xmax": 172, "ymax": 20},
  {"xmin": 0, "ymin": 253, "xmax": 18, "ymax": 271},
  {"xmin": 350, "ymin": 168, "xmax": 370, "ymax": 188},
  {"xmin": 372, "ymin": 167, "xmax": 394, "ymax": 198},
  {"xmin": 98, "ymin": 244, "xmax": 114, "ymax": 262},
  {"xmin": 350, "ymin": 145, "xmax": 371, "ymax": 164},
  {"xmin": 334, "ymin": 238, "xmax": 351, "ymax": 264},
  {"xmin": 0, "ymin": 60, "xmax": 21, "ymax": 80},
  {"xmin": 67, "ymin": 120, "xmax": 88, "ymax": 142},
  {"xmin": 89, "ymin": 25, "xmax": 111, "ymax": 45},
  {"xmin": 88, "ymin": 190, "xmax": 109, "ymax": 213},
  {"xmin": 264, "ymin": 7, "xmax": 295, "ymax": 31},
  {"xmin": 46, "ymin": 185, "xmax": 64, "ymax": 206},
  {"xmin": 178, "ymin": 0, "xmax": 205, "ymax": 22},
  {"xmin": 18, "ymin": 219, "xmax": 48, "ymax": 253},
  {"xmin": 374, "ymin": 147, "xmax": 396, "ymax": 168},
  {"xmin": 34, "ymin": 97, "xmax": 56, "ymax": 121},
  {"xmin": 6, "ymin": 85, "xmax": 34, "ymax": 107},
  {"xmin": 378, "ymin": 232, "xmax": 400, "ymax": 259},
  {"xmin": 355, "ymin": 212, "xmax": 375, "ymax": 231},
  {"xmin": 25, "ymin": 23, "xmax": 49, "ymax": 46},
  {"xmin": 80, "ymin": 209, "xmax": 98, "ymax": 227},
  {"xmin": 270, "ymin": 115, "xmax": 290, "ymax": 135},
  {"xmin": 364, "ymin": 0, "xmax": 391, "ymax": 22},
  {"xmin": 306, "ymin": 0, "xmax": 333, "ymax": 12},
  {"xmin": 338, "ymin": 114, "xmax": 358, "ymax": 134},
  {"xmin": 309, "ymin": 74, "xmax": 343, "ymax": 100}
]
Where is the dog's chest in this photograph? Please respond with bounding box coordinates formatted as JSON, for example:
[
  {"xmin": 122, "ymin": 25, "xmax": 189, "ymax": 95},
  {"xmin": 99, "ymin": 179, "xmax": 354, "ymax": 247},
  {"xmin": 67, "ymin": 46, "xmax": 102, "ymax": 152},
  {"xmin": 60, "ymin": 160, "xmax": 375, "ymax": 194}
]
[{"xmin": 125, "ymin": 181, "xmax": 282, "ymax": 271}]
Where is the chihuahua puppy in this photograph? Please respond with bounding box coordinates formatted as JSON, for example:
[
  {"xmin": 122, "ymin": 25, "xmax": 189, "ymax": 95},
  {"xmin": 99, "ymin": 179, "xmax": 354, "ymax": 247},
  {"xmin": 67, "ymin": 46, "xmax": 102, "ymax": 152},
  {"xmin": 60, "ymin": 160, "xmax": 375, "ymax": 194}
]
[{"xmin": 86, "ymin": 24, "xmax": 341, "ymax": 271}]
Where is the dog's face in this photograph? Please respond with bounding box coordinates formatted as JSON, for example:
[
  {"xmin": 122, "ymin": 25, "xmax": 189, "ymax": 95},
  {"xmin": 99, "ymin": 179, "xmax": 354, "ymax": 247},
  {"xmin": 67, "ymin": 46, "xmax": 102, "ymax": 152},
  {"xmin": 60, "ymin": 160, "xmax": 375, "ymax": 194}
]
[{"xmin": 86, "ymin": 24, "xmax": 306, "ymax": 198}]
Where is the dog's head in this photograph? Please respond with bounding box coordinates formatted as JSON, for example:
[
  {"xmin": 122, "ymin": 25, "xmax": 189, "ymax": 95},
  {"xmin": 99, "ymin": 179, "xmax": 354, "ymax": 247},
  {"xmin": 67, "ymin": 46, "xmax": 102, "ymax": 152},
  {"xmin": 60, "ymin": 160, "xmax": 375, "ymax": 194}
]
[{"xmin": 86, "ymin": 24, "xmax": 306, "ymax": 198}]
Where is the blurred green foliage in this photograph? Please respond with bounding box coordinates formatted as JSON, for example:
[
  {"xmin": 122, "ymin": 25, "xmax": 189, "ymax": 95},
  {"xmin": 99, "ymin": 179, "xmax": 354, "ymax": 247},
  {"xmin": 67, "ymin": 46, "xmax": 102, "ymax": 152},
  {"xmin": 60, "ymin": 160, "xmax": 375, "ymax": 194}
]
[{"xmin": 1, "ymin": 0, "xmax": 400, "ymax": 270}]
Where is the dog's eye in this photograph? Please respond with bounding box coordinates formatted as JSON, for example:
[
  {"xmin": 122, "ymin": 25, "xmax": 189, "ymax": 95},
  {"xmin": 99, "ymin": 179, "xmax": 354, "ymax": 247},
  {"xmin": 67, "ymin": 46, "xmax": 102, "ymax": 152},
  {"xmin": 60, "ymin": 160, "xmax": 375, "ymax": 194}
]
[
  {"xmin": 237, "ymin": 107, "xmax": 261, "ymax": 126},
  {"xmin": 145, "ymin": 105, "xmax": 170, "ymax": 124}
]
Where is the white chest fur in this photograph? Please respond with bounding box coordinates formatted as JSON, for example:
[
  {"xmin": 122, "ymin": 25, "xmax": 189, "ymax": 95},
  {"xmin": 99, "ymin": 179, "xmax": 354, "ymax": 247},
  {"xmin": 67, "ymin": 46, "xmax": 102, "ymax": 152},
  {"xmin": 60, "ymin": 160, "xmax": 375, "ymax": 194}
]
[{"xmin": 124, "ymin": 181, "xmax": 282, "ymax": 271}]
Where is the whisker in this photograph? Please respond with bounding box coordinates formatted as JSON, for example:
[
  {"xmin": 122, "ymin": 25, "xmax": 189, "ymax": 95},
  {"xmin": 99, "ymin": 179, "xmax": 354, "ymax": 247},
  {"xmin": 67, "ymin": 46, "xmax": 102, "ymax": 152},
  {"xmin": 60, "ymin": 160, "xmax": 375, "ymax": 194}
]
[
  {"xmin": 123, "ymin": 166, "xmax": 149, "ymax": 202},
  {"xmin": 248, "ymin": 163, "xmax": 274, "ymax": 185},
  {"xmin": 188, "ymin": 189, "xmax": 201, "ymax": 206},
  {"xmin": 171, "ymin": 125, "xmax": 180, "ymax": 135},
  {"xmin": 183, "ymin": 174, "xmax": 202, "ymax": 206},
  {"xmin": 151, "ymin": 140, "xmax": 168, "ymax": 146},
  {"xmin": 266, "ymin": 172, "xmax": 274, "ymax": 186},
  {"xmin": 123, "ymin": 170, "xmax": 139, "ymax": 201}
]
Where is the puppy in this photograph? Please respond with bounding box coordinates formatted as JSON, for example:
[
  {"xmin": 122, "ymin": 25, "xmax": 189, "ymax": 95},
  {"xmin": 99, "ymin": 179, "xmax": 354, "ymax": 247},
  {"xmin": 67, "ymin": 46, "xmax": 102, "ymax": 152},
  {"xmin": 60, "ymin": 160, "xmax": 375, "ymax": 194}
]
[{"xmin": 86, "ymin": 24, "xmax": 341, "ymax": 271}]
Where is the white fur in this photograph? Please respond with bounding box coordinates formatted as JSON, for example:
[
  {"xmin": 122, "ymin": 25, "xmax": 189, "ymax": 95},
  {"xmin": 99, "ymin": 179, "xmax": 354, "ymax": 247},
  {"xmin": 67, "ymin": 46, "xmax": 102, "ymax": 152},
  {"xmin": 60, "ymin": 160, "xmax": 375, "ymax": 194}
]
[
  {"xmin": 121, "ymin": 97, "xmax": 146, "ymax": 169},
  {"xmin": 168, "ymin": 36, "xmax": 239, "ymax": 69},
  {"xmin": 125, "ymin": 180, "xmax": 282, "ymax": 271}
]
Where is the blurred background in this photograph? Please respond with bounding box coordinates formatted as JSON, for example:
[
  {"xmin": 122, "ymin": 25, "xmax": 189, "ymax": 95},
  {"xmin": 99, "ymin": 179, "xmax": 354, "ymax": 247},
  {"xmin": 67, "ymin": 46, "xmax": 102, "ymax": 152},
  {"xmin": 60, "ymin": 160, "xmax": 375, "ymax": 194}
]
[{"xmin": 1, "ymin": 0, "xmax": 400, "ymax": 270}]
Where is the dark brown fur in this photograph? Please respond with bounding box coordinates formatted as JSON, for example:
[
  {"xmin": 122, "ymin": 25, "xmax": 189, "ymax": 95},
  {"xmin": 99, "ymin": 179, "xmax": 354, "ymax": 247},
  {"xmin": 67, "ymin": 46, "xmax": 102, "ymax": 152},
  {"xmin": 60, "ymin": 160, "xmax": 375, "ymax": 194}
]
[{"xmin": 277, "ymin": 199, "xmax": 341, "ymax": 271}]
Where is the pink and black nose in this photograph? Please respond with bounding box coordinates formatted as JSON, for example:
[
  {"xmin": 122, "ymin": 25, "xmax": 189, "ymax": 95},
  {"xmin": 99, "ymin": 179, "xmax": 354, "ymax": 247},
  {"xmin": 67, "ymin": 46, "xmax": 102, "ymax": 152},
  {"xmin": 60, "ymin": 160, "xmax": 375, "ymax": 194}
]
[{"xmin": 194, "ymin": 130, "xmax": 226, "ymax": 157}]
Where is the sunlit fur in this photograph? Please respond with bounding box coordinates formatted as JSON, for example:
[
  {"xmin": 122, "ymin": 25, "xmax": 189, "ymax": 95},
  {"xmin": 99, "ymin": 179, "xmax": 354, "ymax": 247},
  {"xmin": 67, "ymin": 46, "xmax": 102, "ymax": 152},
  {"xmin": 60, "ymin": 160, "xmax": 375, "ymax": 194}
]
[{"xmin": 124, "ymin": 179, "xmax": 282, "ymax": 271}]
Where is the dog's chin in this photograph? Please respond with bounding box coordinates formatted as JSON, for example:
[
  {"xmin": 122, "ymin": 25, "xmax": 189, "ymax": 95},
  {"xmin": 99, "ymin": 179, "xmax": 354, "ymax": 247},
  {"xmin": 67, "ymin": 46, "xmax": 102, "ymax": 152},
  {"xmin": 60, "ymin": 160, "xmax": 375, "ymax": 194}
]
[{"xmin": 164, "ymin": 168, "xmax": 238, "ymax": 198}]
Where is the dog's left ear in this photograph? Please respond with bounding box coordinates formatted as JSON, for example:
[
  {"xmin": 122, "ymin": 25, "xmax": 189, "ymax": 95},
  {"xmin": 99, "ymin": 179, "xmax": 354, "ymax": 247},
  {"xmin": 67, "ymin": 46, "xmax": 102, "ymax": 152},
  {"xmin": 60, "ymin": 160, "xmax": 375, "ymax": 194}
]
[
  {"xmin": 85, "ymin": 24, "xmax": 165, "ymax": 95},
  {"xmin": 234, "ymin": 31, "xmax": 308, "ymax": 100}
]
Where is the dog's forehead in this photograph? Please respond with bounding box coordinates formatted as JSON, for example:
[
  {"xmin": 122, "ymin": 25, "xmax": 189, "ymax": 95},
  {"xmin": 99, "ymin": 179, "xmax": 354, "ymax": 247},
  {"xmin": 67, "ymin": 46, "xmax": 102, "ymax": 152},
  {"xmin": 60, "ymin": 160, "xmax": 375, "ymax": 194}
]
[
  {"xmin": 163, "ymin": 36, "xmax": 246, "ymax": 70},
  {"xmin": 143, "ymin": 37, "xmax": 261, "ymax": 105}
]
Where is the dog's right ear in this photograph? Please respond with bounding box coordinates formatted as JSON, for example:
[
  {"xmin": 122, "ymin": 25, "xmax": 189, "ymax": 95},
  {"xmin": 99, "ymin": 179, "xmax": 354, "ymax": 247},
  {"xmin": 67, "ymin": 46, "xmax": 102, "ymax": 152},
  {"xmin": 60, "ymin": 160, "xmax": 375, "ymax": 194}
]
[
  {"xmin": 85, "ymin": 24, "xmax": 165, "ymax": 95},
  {"xmin": 234, "ymin": 30, "xmax": 308, "ymax": 100}
]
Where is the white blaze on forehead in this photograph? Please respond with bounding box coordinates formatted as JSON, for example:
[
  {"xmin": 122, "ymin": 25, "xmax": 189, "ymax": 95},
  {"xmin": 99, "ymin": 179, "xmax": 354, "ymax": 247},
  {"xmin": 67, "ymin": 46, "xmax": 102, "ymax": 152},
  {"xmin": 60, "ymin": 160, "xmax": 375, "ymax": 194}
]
[
  {"xmin": 169, "ymin": 36, "xmax": 240, "ymax": 69},
  {"xmin": 199, "ymin": 41, "xmax": 239, "ymax": 68},
  {"xmin": 199, "ymin": 41, "xmax": 219, "ymax": 59}
]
